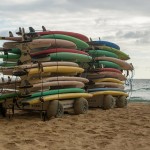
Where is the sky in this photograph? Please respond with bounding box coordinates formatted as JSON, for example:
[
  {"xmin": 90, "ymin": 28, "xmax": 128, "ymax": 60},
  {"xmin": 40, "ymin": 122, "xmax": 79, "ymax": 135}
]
[{"xmin": 0, "ymin": 0, "xmax": 150, "ymax": 79}]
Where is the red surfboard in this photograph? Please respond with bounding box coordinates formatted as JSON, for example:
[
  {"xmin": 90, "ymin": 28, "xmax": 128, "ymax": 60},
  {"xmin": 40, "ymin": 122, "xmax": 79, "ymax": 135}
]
[
  {"xmin": 31, "ymin": 48, "xmax": 89, "ymax": 57},
  {"xmin": 35, "ymin": 31, "xmax": 89, "ymax": 42}
]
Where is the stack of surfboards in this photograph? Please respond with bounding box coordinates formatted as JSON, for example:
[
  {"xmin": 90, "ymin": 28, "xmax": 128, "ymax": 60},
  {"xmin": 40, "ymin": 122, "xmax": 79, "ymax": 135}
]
[
  {"xmin": 0, "ymin": 38, "xmax": 55, "ymax": 104},
  {"xmin": 0, "ymin": 29, "xmax": 93, "ymax": 118},
  {"xmin": 19, "ymin": 32, "xmax": 92, "ymax": 105},
  {"xmin": 85, "ymin": 40, "xmax": 134, "ymax": 109},
  {"xmin": 0, "ymin": 27, "xmax": 134, "ymax": 119}
]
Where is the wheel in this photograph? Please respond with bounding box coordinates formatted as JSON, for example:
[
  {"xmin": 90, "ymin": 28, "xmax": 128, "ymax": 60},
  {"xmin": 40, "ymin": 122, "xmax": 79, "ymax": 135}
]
[
  {"xmin": 74, "ymin": 97, "xmax": 88, "ymax": 115},
  {"xmin": 103, "ymin": 95, "xmax": 115, "ymax": 110},
  {"xmin": 46, "ymin": 100, "xmax": 64, "ymax": 119},
  {"xmin": 46, "ymin": 100, "xmax": 58, "ymax": 119},
  {"xmin": 0, "ymin": 105, "xmax": 7, "ymax": 117},
  {"xmin": 116, "ymin": 95, "xmax": 127, "ymax": 108}
]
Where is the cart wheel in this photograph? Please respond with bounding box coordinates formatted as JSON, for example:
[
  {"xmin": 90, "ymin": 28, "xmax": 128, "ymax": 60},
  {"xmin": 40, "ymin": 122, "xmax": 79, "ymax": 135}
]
[
  {"xmin": 74, "ymin": 97, "xmax": 88, "ymax": 115},
  {"xmin": 116, "ymin": 96, "xmax": 127, "ymax": 108},
  {"xmin": 55, "ymin": 102, "xmax": 64, "ymax": 118},
  {"xmin": 46, "ymin": 100, "xmax": 64, "ymax": 119},
  {"xmin": 46, "ymin": 100, "xmax": 58, "ymax": 119},
  {"xmin": 103, "ymin": 95, "xmax": 115, "ymax": 110},
  {"xmin": 0, "ymin": 106, "xmax": 7, "ymax": 117}
]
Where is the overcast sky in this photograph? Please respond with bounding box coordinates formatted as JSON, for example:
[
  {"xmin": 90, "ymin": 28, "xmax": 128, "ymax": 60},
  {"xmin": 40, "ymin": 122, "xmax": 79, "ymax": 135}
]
[{"xmin": 0, "ymin": 0, "xmax": 150, "ymax": 78}]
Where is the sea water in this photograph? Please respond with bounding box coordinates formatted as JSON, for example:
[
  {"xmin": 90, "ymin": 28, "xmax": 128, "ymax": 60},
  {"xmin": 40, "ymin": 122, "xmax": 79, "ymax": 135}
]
[{"xmin": 126, "ymin": 79, "xmax": 150, "ymax": 102}]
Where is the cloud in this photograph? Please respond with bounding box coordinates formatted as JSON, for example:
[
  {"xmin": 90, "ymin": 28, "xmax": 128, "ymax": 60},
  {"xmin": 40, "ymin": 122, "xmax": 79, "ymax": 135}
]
[
  {"xmin": 0, "ymin": 0, "xmax": 150, "ymax": 15},
  {"xmin": 115, "ymin": 30, "xmax": 150, "ymax": 44}
]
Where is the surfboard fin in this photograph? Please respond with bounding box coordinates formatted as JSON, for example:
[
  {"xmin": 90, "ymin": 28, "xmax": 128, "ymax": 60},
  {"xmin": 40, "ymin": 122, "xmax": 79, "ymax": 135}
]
[
  {"xmin": 90, "ymin": 37, "xmax": 92, "ymax": 41},
  {"xmin": 16, "ymin": 27, "xmax": 22, "ymax": 35},
  {"xmin": 29, "ymin": 27, "xmax": 35, "ymax": 33},
  {"xmin": 9, "ymin": 31, "xmax": 13, "ymax": 37},
  {"xmin": 42, "ymin": 26, "xmax": 46, "ymax": 31}
]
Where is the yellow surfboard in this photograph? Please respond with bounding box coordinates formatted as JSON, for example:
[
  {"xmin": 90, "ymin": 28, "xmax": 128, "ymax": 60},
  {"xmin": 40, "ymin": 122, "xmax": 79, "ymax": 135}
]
[
  {"xmin": 22, "ymin": 66, "xmax": 84, "ymax": 75},
  {"xmin": 93, "ymin": 78, "xmax": 124, "ymax": 84},
  {"xmin": 22, "ymin": 93, "xmax": 93, "ymax": 105},
  {"xmin": 91, "ymin": 91, "xmax": 128, "ymax": 97}
]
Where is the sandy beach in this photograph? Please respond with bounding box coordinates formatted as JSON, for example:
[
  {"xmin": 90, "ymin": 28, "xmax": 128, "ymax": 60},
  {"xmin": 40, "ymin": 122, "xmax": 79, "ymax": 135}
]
[{"xmin": 0, "ymin": 102, "xmax": 150, "ymax": 150}]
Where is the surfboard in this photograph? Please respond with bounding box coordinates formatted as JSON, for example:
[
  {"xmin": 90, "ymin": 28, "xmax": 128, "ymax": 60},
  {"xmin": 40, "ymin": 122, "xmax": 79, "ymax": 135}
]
[
  {"xmin": 0, "ymin": 48, "xmax": 21, "ymax": 54},
  {"xmin": 34, "ymin": 30, "xmax": 89, "ymax": 42},
  {"xmin": 0, "ymin": 36, "xmax": 22, "ymax": 41},
  {"xmin": 34, "ymin": 39, "xmax": 77, "ymax": 52},
  {"xmin": 95, "ymin": 57, "xmax": 134, "ymax": 70},
  {"xmin": 16, "ymin": 61, "xmax": 79, "ymax": 69},
  {"xmin": 31, "ymin": 48, "xmax": 89, "ymax": 58},
  {"xmin": 86, "ymin": 71, "xmax": 127, "ymax": 81},
  {"xmin": 49, "ymin": 52, "xmax": 92, "ymax": 62},
  {"xmin": 0, "ymin": 53, "xmax": 20, "ymax": 59},
  {"xmin": 21, "ymin": 93, "xmax": 92, "ymax": 105},
  {"xmin": 3, "ymin": 39, "xmax": 52, "ymax": 50},
  {"xmin": 88, "ymin": 50, "xmax": 118, "ymax": 58},
  {"xmin": 30, "ymin": 76, "xmax": 89, "ymax": 84},
  {"xmin": 88, "ymin": 88, "xmax": 125, "ymax": 92},
  {"xmin": 0, "ymin": 92, "xmax": 18, "ymax": 101},
  {"xmin": 88, "ymin": 82, "xmax": 124, "ymax": 89},
  {"xmin": 89, "ymin": 46, "xmax": 130, "ymax": 60},
  {"xmin": 28, "ymin": 88, "xmax": 85, "ymax": 99},
  {"xmin": 98, "ymin": 68, "xmax": 122, "ymax": 74},
  {"xmin": 0, "ymin": 75, "xmax": 21, "ymax": 84},
  {"xmin": 29, "ymin": 81, "xmax": 85, "ymax": 89},
  {"xmin": 93, "ymin": 78, "xmax": 123, "ymax": 84},
  {"xmin": 39, "ymin": 34, "xmax": 89, "ymax": 50},
  {"xmin": 89, "ymin": 40, "xmax": 120, "ymax": 50},
  {"xmin": 0, "ymin": 67, "xmax": 14, "ymax": 75},
  {"xmin": 90, "ymin": 91, "xmax": 128, "ymax": 97},
  {"xmin": 94, "ymin": 61, "xmax": 121, "ymax": 70},
  {"xmin": 32, "ymin": 56, "xmax": 51, "ymax": 62},
  {"xmin": 98, "ymin": 71, "xmax": 126, "ymax": 81},
  {"xmin": 13, "ymin": 66, "xmax": 84, "ymax": 76},
  {"xmin": 15, "ymin": 29, "xmax": 89, "ymax": 42},
  {"xmin": 0, "ymin": 83, "xmax": 20, "ymax": 89},
  {"xmin": 1, "ymin": 36, "xmax": 78, "ymax": 50},
  {"xmin": 0, "ymin": 62, "xmax": 17, "ymax": 67}
]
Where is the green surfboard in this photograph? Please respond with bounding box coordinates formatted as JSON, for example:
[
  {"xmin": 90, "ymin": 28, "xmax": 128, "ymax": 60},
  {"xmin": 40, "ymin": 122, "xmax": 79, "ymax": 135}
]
[
  {"xmin": 93, "ymin": 46, "xmax": 130, "ymax": 60},
  {"xmin": 0, "ymin": 92, "xmax": 18, "ymax": 101},
  {"xmin": 1, "ymin": 48, "xmax": 21, "ymax": 55},
  {"xmin": 0, "ymin": 62, "xmax": 17, "ymax": 67},
  {"xmin": 22, "ymin": 88, "xmax": 85, "ymax": 102},
  {"xmin": 27, "ymin": 88, "xmax": 85, "ymax": 99},
  {"xmin": 88, "ymin": 50, "xmax": 118, "ymax": 58},
  {"xmin": 49, "ymin": 52, "xmax": 92, "ymax": 62},
  {"xmin": 39, "ymin": 34, "xmax": 89, "ymax": 50},
  {"xmin": 9, "ymin": 48, "xmax": 21, "ymax": 54},
  {"xmin": 94, "ymin": 60, "xmax": 121, "ymax": 70},
  {"xmin": 0, "ymin": 53, "xmax": 20, "ymax": 59}
]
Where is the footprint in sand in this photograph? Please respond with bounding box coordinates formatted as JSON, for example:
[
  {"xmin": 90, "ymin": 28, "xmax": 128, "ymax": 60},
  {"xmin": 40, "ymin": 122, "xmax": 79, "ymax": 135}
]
[
  {"xmin": 86, "ymin": 129, "xmax": 98, "ymax": 134},
  {"xmin": 4, "ymin": 142, "xmax": 19, "ymax": 150}
]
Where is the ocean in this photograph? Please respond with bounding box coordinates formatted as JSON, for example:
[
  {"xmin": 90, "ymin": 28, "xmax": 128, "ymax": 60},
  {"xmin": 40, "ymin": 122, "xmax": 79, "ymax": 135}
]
[{"xmin": 126, "ymin": 79, "xmax": 150, "ymax": 102}]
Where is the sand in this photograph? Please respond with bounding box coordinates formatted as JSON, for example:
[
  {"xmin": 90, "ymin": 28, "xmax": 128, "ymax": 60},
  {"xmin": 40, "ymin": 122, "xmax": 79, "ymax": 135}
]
[{"xmin": 0, "ymin": 102, "xmax": 150, "ymax": 150}]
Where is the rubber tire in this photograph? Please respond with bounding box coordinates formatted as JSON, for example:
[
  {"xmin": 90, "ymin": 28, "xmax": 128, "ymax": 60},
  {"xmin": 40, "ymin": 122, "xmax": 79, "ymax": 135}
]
[
  {"xmin": 46, "ymin": 100, "xmax": 59, "ymax": 119},
  {"xmin": 103, "ymin": 95, "xmax": 115, "ymax": 110},
  {"xmin": 116, "ymin": 96, "xmax": 127, "ymax": 108},
  {"xmin": 74, "ymin": 97, "xmax": 88, "ymax": 115},
  {"xmin": 0, "ymin": 105, "xmax": 7, "ymax": 117}
]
